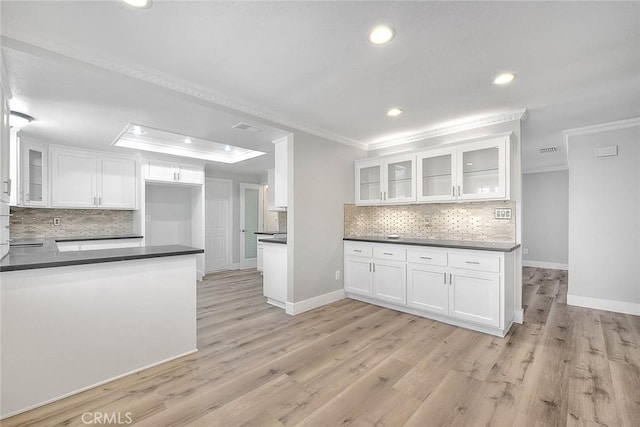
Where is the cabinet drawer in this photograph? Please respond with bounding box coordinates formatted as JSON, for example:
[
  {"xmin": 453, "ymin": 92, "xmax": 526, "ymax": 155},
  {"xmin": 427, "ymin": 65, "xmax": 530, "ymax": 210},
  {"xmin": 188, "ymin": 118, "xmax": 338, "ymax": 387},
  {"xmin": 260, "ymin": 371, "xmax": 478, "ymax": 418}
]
[
  {"xmin": 344, "ymin": 242, "xmax": 373, "ymax": 258},
  {"xmin": 373, "ymin": 246, "xmax": 406, "ymax": 261},
  {"xmin": 449, "ymin": 253, "xmax": 500, "ymax": 273},
  {"xmin": 407, "ymin": 249, "xmax": 447, "ymax": 266}
]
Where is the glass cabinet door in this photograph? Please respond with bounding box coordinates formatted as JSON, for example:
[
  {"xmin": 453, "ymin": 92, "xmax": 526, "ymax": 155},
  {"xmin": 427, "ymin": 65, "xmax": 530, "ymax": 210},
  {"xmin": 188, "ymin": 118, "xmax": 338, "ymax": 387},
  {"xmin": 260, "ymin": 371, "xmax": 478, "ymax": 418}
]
[
  {"xmin": 386, "ymin": 157, "xmax": 415, "ymax": 202},
  {"xmin": 356, "ymin": 163, "xmax": 382, "ymax": 204},
  {"xmin": 417, "ymin": 148, "xmax": 456, "ymax": 202},
  {"xmin": 457, "ymin": 138, "xmax": 506, "ymax": 200},
  {"xmin": 21, "ymin": 143, "xmax": 47, "ymax": 206}
]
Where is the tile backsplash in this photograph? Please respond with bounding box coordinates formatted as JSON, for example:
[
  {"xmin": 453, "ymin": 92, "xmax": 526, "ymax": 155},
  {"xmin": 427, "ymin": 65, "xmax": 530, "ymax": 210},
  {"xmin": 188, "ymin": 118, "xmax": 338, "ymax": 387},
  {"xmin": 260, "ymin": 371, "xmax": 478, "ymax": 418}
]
[
  {"xmin": 10, "ymin": 207, "xmax": 134, "ymax": 238},
  {"xmin": 344, "ymin": 201, "xmax": 515, "ymax": 242},
  {"xmin": 277, "ymin": 210, "xmax": 287, "ymax": 232}
]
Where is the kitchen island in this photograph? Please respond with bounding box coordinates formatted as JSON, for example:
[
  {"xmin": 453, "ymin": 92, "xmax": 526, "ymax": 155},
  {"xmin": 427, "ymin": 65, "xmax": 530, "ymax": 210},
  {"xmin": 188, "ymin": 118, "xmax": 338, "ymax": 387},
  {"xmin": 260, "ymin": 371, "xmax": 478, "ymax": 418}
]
[{"xmin": 0, "ymin": 238, "xmax": 203, "ymax": 419}]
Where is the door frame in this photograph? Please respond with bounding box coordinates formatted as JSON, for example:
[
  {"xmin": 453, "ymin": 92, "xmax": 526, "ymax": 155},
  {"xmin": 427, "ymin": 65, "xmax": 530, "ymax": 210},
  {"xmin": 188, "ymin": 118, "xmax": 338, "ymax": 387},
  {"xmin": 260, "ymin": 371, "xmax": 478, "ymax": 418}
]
[
  {"xmin": 205, "ymin": 177, "xmax": 233, "ymax": 273},
  {"xmin": 239, "ymin": 183, "xmax": 264, "ymax": 269}
]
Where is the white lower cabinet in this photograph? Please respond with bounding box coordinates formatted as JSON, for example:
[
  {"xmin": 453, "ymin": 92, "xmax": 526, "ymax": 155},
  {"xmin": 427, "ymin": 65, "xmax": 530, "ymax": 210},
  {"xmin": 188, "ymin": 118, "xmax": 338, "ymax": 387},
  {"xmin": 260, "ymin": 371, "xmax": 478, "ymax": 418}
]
[
  {"xmin": 262, "ymin": 242, "xmax": 287, "ymax": 308},
  {"xmin": 407, "ymin": 263, "xmax": 448, "ymax": 315},
  {"xmin": 345, "ymin": 241, "xmax": 514, "ymax": 337}
]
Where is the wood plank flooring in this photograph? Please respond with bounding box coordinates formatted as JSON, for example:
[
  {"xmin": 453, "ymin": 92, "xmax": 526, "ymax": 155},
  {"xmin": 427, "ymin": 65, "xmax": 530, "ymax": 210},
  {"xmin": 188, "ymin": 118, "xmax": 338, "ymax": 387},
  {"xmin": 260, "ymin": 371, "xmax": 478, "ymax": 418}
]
[{"xmin": 4, "ymin": 267, "xmax": 639, "ymax": 426}]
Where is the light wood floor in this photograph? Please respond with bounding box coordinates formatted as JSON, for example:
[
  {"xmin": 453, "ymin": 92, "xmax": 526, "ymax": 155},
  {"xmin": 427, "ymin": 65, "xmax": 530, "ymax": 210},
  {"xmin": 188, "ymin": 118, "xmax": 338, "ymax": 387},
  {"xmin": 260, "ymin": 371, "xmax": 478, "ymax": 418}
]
[{"xmin": 4, "ymin": 267, "xmax": 640, "ymax": 426}]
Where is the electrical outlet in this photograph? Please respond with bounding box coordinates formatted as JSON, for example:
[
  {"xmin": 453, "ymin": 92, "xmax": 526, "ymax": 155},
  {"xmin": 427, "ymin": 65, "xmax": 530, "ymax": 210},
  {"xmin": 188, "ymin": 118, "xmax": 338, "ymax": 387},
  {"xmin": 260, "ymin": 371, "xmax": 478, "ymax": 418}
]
[
  {"xmin": 494, "ymin": 208, "xmax": 512, "ymax": 219},
  {"xmin": 335, "ymin": 270, "xmax": 341, "ymax": 281},
  {"xmin": 53, "ymin": 217, "xmax": 61, "ymax": 226}
]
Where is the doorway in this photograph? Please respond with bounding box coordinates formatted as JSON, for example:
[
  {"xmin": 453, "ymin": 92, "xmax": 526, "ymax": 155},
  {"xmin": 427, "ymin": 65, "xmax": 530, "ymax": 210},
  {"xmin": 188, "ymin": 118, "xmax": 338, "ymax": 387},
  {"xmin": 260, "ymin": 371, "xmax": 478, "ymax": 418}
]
[
  {"xmin": 239, "ymin": 183, "xmax": 263, "ymax": 269},
  {"xmin": 205, "ymin": 178, "xmax": 232, "ymax": 273}
]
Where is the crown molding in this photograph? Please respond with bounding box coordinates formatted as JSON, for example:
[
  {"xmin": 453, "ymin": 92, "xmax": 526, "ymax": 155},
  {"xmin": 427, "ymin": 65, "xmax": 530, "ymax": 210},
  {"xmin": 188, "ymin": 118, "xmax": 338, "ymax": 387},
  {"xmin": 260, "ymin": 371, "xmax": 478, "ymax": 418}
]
[
  {"xmin": 0, "ymin": 30, "xmax": 368, "ymax": 150},
  {"xmin": 562, "ymin": 117, "xmax": 640, "ymax": 141},
  {"xmin": 367, "ymin": 108, "xmax": 527, "ymax": 151}
]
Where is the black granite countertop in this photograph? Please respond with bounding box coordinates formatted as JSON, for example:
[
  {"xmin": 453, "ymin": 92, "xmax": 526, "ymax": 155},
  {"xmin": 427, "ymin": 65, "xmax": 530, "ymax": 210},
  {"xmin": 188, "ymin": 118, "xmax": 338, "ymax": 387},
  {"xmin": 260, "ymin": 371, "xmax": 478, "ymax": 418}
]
[
  {"xmin": 55, "ymin": 235, "xmax": 143, "ymax": 242},
  {"xmin": 258, "ymin": 237, "xmax": 287, "ymax": 245},
  {"xmin": 254, "ymin": 231, "xmax": 286, "ymax": 235},
  {"xmin": 1, "ymin": 238, "xmax": 204, "ymax": 272},
  {"xmin": 343, "ymin": 236, "xmax": 520, "ymax": 252}
]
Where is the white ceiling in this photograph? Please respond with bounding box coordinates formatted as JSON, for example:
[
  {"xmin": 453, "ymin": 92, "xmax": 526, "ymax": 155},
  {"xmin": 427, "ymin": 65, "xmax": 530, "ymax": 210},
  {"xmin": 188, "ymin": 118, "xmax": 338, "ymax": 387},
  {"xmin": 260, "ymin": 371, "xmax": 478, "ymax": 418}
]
[{"xmin": 1, "ymin": 1, "xmax": 639, "ymax": 174}]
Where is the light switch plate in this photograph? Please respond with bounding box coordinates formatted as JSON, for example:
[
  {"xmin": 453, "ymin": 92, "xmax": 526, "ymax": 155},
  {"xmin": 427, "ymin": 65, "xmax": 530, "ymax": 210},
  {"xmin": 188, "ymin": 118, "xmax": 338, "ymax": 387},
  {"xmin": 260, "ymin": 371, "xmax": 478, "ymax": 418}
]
[{"xmin": 495, "ymin": 208, "xmax": 512, "ymax": 219}]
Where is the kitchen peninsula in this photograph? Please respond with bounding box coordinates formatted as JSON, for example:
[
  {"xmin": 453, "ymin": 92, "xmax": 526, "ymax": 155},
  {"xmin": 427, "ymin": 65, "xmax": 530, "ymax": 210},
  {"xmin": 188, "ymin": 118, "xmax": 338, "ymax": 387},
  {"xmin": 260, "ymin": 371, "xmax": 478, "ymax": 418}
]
[{"xmin": 0, "ymin": 238, "xmax": 203, "ymax": 419}]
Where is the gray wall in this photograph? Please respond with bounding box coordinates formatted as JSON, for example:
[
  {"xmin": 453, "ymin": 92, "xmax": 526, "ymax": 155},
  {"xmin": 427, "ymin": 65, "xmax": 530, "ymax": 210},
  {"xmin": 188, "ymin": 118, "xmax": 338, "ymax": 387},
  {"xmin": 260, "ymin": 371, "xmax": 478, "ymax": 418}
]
[
  {"xmin": 522, "ymin": 170, "xmax": 569, "ymax": 266},
  {"xmin": 205, "ymin": 169, "xmax": 261, "ymax": 265},
  {"xmin": 567, "ymin": 124, "xmax": 640, "ymax": 309},
  {"xmin": 291, "ymin": 132, "xmax": 366, "ymax": 302}
]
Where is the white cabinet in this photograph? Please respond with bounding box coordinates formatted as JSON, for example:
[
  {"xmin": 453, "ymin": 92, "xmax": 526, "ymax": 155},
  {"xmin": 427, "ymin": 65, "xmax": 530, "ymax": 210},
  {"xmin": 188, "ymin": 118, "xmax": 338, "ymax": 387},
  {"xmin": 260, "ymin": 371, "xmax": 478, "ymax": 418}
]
[
  {"xmin": 344, "ymin": 242, "xmax": 406, "ymax": 303},
  {"xmin": 20, "ymin": 142, "xmax": 48, "ymax": 206},
  {"xmin": 273, "ymin": 137, "xmax": 288, "ymax": 209},
  {"xmin": 344, "ymin": 241, "xmax": 513, "ymax": 336},
  {"xmin": 416, "ymin": 136, "xmax": 509, "ymax": 203},
  {"xmin": 355, "ymin": 153, "xmax": 416, "ymax": 205},
  {"xmin": 0, "ymin": 65, "xmax": 10, "ymax": 258},
  {"xmin": 51, "ymin": 147, "xmax": 137, "ymax": 209},
  {"xmin": 262, "ymin": 241, "xmax": 287, "ymax": 308},
  {"xmin": 449, "ymin": 268, "xmax": 500, "ymax": 328},
  {"xmin": 143, "ymin": 160, "xmax": 203, "ymax": 185},
  {"xmin": 266, "ymin": 168, "xmax": 285, "ymax": 212}
]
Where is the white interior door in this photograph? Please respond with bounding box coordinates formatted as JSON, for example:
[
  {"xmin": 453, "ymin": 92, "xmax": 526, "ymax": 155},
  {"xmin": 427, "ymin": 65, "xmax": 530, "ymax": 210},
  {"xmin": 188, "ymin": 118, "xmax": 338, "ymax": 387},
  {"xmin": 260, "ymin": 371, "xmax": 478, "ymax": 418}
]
[
  {"xmin": 239, "ymin": 183, "xmax": 263, "ymax": 269},
  {"xmin": 205, "ymin": 178, "xmax": 232, "ymax": 273}
]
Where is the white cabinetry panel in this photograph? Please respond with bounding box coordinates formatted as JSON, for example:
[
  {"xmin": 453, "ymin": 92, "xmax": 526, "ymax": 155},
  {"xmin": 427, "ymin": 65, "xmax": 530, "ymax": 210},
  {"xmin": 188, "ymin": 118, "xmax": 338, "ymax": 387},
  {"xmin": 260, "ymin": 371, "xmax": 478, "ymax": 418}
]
[
  {"xmin": 344, "ymin": 256, "xmax": 373, "ymax": 296},
  {"xmin": 372, "ymin": 259, "xmax": 406, "ymax": 305},
  {"xmin": 407, "ymin": 263, "xmax": 448, "ymax": 315},
  {"xmin": 51, "ymin": 151, "xmax": 97, "ymax": 207},
  {"xmin": 449, "ymin": 269, "xmax": 500, "ymax": 327},
  {"xmin": 98, "ymin": 157, "xmax": 136, "ymax": 209}
]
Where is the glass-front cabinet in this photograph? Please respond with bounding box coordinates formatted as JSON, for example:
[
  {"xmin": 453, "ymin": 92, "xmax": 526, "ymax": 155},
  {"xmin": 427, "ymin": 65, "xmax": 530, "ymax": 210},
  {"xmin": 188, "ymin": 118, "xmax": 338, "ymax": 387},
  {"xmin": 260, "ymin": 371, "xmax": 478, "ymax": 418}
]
[
  {"xmin": 416, "ymin": 135, "xmax": 509, "ymax": 203},
  {"xmin": 20, "ymin": 142, "xmax": 48, "ymax": 206},
  {"xmin": 355, "ymin": 154, "xmax": 416, "ymax": 205}
]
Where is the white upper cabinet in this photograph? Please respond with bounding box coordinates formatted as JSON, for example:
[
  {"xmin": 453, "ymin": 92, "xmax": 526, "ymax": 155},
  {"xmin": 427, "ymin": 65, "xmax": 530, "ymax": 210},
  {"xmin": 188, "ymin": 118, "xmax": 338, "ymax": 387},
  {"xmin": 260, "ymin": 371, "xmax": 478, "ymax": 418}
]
[
  {"xmin": 416, "ymin": 147, "xmax": 457, "ymax": 202},
  {"xmin": 51, "ymin": 147, "xmax": 137, "ymax": 209},
  {"xmin": 456, "ymin": 137, "xmax": 508, "ymax": 201},
  {"xmin": 143, "ymin": 160, "xmax": 203, "ymax": 185},
  {"xmin": 20, "ymin": 142, "xmax": 48, "ymax": 207},
  {"xmin": 355, "ymin": 153, "xmax": 416, "ymax": 205}
]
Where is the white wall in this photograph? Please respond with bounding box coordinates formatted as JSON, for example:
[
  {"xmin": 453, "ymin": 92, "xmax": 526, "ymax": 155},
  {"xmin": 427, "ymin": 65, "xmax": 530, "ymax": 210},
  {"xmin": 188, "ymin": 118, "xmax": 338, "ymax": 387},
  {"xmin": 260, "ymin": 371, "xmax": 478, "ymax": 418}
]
[
  {"xmin": 145, "ymin": 184, "xmax": 192, "ymax": 246},
  {"xmin": 522, "ymin": 170, "xmax": 569, "ymax": 268},
  {"xmin": 291, "ymin": 132, "xmax": 366, "ymax": 302},
  {"xmin": 567, "ymin": 122, "xmax": 640, "ymax": 314}
]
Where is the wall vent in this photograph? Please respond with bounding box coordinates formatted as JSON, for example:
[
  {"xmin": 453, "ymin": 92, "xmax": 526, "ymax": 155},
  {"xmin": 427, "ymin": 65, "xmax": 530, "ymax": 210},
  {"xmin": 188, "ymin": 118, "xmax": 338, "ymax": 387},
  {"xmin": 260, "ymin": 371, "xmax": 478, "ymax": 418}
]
[
  {"xmin": 539, "ymin": 146, "xmax": 559, "ymax": 153},
  {"xmin": 232, "ymin": 122, "xmax": 262, "ymax": 133}
]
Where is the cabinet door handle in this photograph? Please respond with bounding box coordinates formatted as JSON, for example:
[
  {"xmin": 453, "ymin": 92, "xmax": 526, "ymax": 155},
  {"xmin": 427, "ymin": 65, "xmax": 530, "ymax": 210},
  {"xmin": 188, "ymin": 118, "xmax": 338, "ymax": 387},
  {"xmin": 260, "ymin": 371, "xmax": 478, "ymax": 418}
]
[
  {"xmin": 383, "ymin": 252, "xmax": 393, "ymax": 255},
  {"xmin": 93, "ymin": 196, "xmax": 97, "ymax": 205},
  {"xmin": 465, "ymin": 261, "xmax": 480, "ymax": 265},
  {"xmin": 452, "ymin": 186, "xmax": 455, "ymax": 197},
  {"xmin": 177, "ymin": 172, "xmax": 181, "ymax": 181},
  {"xmin": 380, "ymin": 192, "xmax": 383, "ymax": 200},
  {"xmin": 353, "ymin": 249, "xmax": 362, "ymax": 252},
  {"xmin": 457, "ymin": 185, "xmax": 461, "ymax": 197},
  {"xmin": 0, "ymin": 214, "xmax": 12, "ymax": 217},
  {"xmin": 369, "ymin": 262, "xmax": 372, "ymax": 272},
  {"xmin": 449, "ymin": 273, "xmax": 452, "ymax": 284},
  {"xmin": 373, "ymin": 263, "xmax": 375, "ymax": 273},
  {"xmin": 2, "ymin": 179, "xmax": 10, "ymax": 196},
  {"xmin": 443, "ymin": 272, "xmax": 446, "ymax": 284},
  {"xmin": 420, "ymin": 256, "xmax": 432, "ymax": 260},
  {"xmin": 26, "ymin": 193, "xmax": 30, "ymax": 202},
  {"xmin": 384, "ymin": 192, "xmax": 386, "ymax": 200},
  {"xmin": 98, "ymin": 197, "xmax": 102, "ymax": 205}
]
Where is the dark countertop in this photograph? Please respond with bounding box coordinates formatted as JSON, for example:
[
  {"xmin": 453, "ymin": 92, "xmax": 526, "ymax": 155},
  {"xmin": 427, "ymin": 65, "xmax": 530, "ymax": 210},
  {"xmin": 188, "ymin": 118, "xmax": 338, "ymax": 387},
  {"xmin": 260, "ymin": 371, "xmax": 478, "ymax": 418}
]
[
  {"xmin": 1, "ymin": 238, "xmax": 204, "ymax": 272},
  {"xmin": 343, "ymin": 236, "xmax": 520, "ymax": 252},
  {"xmin": 254, "ymin": 231, "xmax": 286, "ymax": 235},
  {"xmin": 259, "ymin": 237, "xmax": 287, "ymax": 245},
  {"xmin": 55, "ymin": 235, "xmax": 143, "ymax": 242}
]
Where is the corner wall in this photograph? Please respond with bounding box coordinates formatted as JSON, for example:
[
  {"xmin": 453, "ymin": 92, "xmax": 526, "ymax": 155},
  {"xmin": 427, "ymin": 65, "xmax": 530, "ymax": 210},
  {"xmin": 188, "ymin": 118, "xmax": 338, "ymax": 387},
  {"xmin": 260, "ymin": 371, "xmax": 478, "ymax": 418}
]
[
  {"xmin": 567, "ymin": 121, "xmax": 640, "ymax": 315},
  {"xmin": 291, "ymin": 132, "xmax": 366, "ymax": 303}
]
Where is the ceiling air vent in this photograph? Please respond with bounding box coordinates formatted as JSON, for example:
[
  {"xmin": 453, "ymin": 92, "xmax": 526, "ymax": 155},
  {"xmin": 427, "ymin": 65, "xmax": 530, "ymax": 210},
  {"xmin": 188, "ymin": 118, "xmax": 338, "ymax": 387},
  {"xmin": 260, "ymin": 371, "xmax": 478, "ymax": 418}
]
[
  {"xmin": 539, "ymin": 146, "xmax": 559, "ymax": 153},
  {"xmin": 232, "ymin": 122, "xmax": 262, "ymax": 133}
]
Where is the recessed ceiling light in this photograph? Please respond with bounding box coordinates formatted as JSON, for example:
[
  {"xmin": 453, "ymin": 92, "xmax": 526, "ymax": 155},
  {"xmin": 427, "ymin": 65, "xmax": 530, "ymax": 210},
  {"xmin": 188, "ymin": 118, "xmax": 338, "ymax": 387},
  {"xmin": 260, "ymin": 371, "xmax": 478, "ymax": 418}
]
[
  {"xmin": 493, "ymin": 72, "xmax": 516, "ymax": 85},
  {"xmin": 9, "ymin": 111, "xmax": 34, "ymax": 128},
  {"xmin": 224, "ymin": 145, "xmax": 231, "ymax": 152},
  {"xmin": 131, "ymin": 125, "xmax": 145, "ymax": 135},
  {"xmin": 369, "ymin": 25, "xmax": 395, "ymax": 45},
  {"xmin": 386, "ymin": 108, "xmax": 403, "ymax": 117},
  {"xmin": 184, "ymin": 138, "xmax": 192, "ymax": 144},
  {"xmin": 466, "ymin": 162, "xmax": 473, "ymax": 166},
  {"xmin": 122, "ymin": 0, "xmax": 152, "ymax": 8}
]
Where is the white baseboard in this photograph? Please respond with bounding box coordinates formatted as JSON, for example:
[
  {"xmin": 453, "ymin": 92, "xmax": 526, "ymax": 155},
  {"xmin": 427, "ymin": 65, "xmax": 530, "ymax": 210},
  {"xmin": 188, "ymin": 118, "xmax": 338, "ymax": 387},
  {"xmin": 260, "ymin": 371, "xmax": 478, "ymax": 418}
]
[
  {"xmin": 522, "ymin": 260, "xmax": 568, "ymax": 270},
  {"xmin": 567, "ymin": 294, "xmax": 640, "ymax": 316},
  {"xmin": 285, "ymin": 289, "xmax": 345, "ymax": 316},
  {"xmin": 230, "ymin": 263, "xmax": 241, "ymax": 270},
  {"xmin": 514, "ymin": 308, "xmax": 524, "ymax": 324}
]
